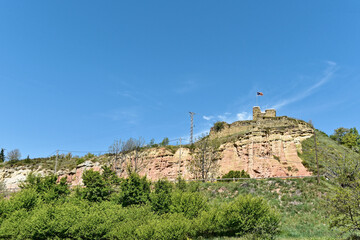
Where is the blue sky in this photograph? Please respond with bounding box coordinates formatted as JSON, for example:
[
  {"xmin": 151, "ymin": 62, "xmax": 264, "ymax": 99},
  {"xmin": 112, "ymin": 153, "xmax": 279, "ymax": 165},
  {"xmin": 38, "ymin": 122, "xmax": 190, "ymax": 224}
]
[{"xmin": 1, "ymin": 1, "xmax": 360, "ymax": 158}]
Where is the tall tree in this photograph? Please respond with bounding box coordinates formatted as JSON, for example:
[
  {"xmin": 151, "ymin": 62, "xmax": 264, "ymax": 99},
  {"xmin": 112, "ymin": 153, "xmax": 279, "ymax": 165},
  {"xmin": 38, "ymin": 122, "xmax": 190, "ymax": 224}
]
[
  {"xmin": 0, "ymin": 148, "xmax": 5, "ymax": 163},
  {"xmin": 7, "ymin": 149, "xmax": 21, "ymax": 161},
  {"xmin": 188, "ymin": 137, "xmax": 220, "ymax": 181},
  {"xmin": 109, "ymin": 139, "xmax": 128, "ymax": 175},
  {"xmin": 125, "ymin": 137, "xmax": 148, "ymax": 173},
  {"xmin": 331, "ymin": 127, "xmax": 360, "ymax": 152},
  {"xmin": 161, "ymin": 137, "xmax": 169, "ymax": 146}
]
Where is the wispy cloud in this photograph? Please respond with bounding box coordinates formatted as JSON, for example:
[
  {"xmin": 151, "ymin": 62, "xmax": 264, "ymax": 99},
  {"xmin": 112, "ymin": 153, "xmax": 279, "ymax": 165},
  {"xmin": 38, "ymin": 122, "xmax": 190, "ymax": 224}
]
[
  {"xmin": 203, "ymin": 115, "xmax": 214, "ymax": 121},
  {"xmin": 116, "ymin": 91, "xmax": 140, "ymax": 101},
  {"xmin": 236, "ymin": 112, "xmax": 251, "ymax": 120},
  {"xmin": 203, "ymin": 111, "xmax": 251, "ymax": 123},
  {"xmin": 99, "ymin": 108, "xmax": 139, "ymax": 124},
  {"xmin": 272, "ymin": 61, "xmax": 337, "ymax": 109}
]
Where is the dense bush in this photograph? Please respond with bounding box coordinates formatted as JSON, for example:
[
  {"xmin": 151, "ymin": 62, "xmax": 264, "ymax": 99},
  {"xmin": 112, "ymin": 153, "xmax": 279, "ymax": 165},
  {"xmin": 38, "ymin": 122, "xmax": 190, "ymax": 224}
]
[
  {"xmin": 150, "ymin": 179, "xmax": 173, "ymax": 214},
  {"xmin": 0, "ymin": 171, "xmax": 280, "ymax": 239},
  {"xmin": 213, "ymin": 121, "xmax": 226, "ymax": 132},
  {"xmin": 113, "ymin": 172, "xmax": 150, "ymax": 207},
  {"xmin": 170, "ymin": 191, "xmax": 207, "ymax": 219},
  {"xmin": 82, "ymin": 169, "xmax": 112, "ymax": 202},
  {"xmin": 218, "ymin": 195, "xmax": 280, "ymax": 238},
  {"xmin": 193, "ymin": 195, "xmax": 280, "ymax": 239},
  {"xmin": 20, "ymin": 173, "xmax": 70, "ymax": 202},
  {"xmin": 222, "ymin": 170, "xmax": 250, "ymax": 181}
]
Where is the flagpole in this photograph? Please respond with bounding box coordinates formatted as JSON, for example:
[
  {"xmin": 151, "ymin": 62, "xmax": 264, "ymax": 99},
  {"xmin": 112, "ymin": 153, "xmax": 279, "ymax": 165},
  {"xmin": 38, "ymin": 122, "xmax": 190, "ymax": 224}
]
[{"xmin": 256, "ymin": 94, "xmax": 258, "ymax": 106}]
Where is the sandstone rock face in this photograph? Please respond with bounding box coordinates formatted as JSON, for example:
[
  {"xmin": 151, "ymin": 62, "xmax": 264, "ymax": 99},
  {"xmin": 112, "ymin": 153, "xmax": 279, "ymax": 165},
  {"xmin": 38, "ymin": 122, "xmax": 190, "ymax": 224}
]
[
  {"xmin": 0, "ymin": 166, "xmax": 51, "ymax": 190},
  {"xmin": 0, "ymin": 115, "xmax": 314, "ymax": 189}
]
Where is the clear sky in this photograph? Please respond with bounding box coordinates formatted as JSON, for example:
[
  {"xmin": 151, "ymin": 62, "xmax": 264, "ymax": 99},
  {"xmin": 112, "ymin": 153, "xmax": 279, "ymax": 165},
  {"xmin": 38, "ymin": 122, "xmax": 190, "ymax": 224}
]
[{"xmin": 1, "ymin": 1, "xmax": 359, "ymax": 158}]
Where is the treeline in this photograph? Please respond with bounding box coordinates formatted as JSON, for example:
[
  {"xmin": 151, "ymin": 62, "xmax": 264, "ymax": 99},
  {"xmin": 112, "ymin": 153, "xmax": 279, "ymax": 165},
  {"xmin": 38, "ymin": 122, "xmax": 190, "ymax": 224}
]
[{"xmin": 0, "ymin": 167, "xmax": 280, "ymax": 240}]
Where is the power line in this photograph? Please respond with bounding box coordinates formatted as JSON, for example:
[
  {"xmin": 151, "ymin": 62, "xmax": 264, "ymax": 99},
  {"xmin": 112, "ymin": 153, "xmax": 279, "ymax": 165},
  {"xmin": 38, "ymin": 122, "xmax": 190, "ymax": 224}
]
[{"xmin": 57, "ymin": 149, "xmax": 107, "ymax": 153}]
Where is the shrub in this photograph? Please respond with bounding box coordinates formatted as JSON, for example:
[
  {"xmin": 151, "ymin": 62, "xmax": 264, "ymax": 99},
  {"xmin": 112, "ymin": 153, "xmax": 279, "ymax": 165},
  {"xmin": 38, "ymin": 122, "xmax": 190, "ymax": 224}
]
[
  {"xmin": 170, "ymin": 191, "xmax": 207, "ymax": 219},
  {"xmin": 213, "ymin": 121, "xmax": 226, "ymax": 132},
  {"xmin": 218, "ymin": 195, "xmax": 280, "ymax": 238},
  {"xmin": 150, "ymin": 179, "xmax": 173, "ymax": 214},
  {"xmin": 151, "ymin": 213, "xmax": 192, "ymax": 240},
  {"xmin": 222, "ymin": 170, "xmax": 250, "ymax": 181},
  {"xmin": 115, "ymin": 172, "xmax": 150, "ymax": 207},
  {"xmin": 175, "ymin": 176, "xmax": 187, "ymax": 191},
  {"xmin": 82, "ymin": 169, "xmax": 111, "ymax": 202},
  {"xmin": 20, "ymin": 173, "xmax": 70, "ymax": 202},
  {"xmin": 10, "ymin": 188, "xmax": 40, "ymax": 212}
]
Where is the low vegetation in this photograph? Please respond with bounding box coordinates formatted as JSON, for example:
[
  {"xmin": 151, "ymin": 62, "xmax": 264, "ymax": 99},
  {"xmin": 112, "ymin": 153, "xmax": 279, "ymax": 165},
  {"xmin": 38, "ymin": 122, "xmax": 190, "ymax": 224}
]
[{"xmin": 0, "ymin": 169, "xmax": 280, "ymax": 240}]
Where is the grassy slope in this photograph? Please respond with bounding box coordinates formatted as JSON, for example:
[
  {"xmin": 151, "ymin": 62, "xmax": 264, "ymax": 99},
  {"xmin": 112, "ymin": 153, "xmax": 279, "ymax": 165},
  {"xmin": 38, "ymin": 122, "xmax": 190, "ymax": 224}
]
[
  {"xmin": 203, "ymin": 130, "xmax": 360, "ymax": 239},
  {"xmin": 199, "ymin": 177, "xmax": 337, "ymax": 240},
  {"xmin": 299, "ymin": 130, "xmax": 360, "ymax": 176},
  {"xmin": 2, "ymin": 129, "xmax": 358, "ymax": 239}
]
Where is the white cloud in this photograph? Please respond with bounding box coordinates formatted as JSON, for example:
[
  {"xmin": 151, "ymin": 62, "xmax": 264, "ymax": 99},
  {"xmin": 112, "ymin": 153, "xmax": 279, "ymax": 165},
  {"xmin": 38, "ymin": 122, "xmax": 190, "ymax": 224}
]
[
  {"xmin": 236, "ymin": 112, "xmax": 251, "ymax": 120},
  {"xmin": 203, "ymin": 115, "xmax": 213, "ymax": 121},
  {"xmin": 272, "ymin": 61, "xmax": 337, "ymax": 109}
]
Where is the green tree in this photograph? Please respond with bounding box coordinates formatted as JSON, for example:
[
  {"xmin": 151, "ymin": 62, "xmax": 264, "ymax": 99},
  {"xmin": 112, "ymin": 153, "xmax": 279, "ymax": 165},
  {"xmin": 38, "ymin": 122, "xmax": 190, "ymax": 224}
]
[
  {"xmin": 82, "ymin": 169, "xmax": 111, "ymax": 202},
  {"xmin": 20, "ymin": 173, "xmax": 70, "ymax": 202},
  {"xmin": 331, "ymin": 127, "xmax": 360, "ymax": 152},
  {"xmin": 188, "ymin": 137, "xmax": 220, "ymax": 181},
  {"xmin": 330, "ymin": 181, "xmax": 360, "ymax": 236},
  {"xmin": 150, "ymin": 179, "xmax": 173, "ymax": 214},
  {"xmin": 161, "ymin": 137, "xmax": 169, "ymax": 146},
  {"xmin": 0, "ymin": 149, "xmax": 4, "ymax": 163},
  {"xmin": 116, "ymin": 171, "xmax": 150, "ymax": 207},
  {"xmin": 213, "ymin": 121, "xmax": 226, "ymax": 132}
]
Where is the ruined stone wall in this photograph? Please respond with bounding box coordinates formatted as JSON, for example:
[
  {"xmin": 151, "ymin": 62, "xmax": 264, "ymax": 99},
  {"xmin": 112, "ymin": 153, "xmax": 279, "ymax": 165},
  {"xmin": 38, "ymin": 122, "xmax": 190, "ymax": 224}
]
[
  {"xmin": 209, "ymin": 115, "xmax": 313, "ymax": 140},
  {"xmin": 253, "ymin": 107, "xmax": 276, "ymax": 120}
]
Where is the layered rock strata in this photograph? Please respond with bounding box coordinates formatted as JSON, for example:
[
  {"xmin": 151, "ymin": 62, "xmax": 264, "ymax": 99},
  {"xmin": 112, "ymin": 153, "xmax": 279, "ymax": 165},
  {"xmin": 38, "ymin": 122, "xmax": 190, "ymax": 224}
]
[{"xmin": 0, "ymin": 107, "xmax": 314, "ymax": 188}]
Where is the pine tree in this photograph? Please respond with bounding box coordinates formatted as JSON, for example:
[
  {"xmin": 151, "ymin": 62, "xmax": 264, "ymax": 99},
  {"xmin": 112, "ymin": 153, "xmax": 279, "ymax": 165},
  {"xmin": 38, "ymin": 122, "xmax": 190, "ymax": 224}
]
[{"xmin": 0, "ymin": 148, "xmax": 4, "ymax": 163}]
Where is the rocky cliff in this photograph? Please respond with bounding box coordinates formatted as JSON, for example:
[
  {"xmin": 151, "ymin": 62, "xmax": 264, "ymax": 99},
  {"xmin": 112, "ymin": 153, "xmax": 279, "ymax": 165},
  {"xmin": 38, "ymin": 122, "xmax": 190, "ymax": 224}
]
[{"xmin": 0, "ymin": 107, "xmax": 314, "ymax": 189}]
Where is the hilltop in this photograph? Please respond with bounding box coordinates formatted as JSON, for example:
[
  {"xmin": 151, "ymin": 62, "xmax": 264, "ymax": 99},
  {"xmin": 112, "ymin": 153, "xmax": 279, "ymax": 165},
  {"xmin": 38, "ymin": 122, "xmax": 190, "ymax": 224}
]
[{"xmin": 2, "ymin": 106, "xmax": 358, "ymax": 190}]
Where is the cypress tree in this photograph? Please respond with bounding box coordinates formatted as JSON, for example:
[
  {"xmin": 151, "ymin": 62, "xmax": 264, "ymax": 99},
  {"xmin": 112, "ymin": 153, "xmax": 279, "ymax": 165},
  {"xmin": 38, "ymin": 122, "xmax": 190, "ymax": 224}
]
[{"xmin": 0, "ymin": 148, "xmax": 4, "ymax": 163}]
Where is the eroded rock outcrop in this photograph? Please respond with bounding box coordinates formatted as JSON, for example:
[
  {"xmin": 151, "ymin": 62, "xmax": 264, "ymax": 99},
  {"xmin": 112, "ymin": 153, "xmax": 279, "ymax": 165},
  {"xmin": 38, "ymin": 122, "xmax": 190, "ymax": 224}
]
[{"xmin": 0, "ymin": 107, "xmax": 314, "ymax": 189}]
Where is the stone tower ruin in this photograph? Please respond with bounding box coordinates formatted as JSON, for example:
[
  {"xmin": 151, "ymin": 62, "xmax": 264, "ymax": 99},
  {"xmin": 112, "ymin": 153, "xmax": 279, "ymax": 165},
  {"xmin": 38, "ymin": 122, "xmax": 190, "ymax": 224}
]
[{"xmin": 252, "ymin": 106, "xmax": 276, "ymax": 120}]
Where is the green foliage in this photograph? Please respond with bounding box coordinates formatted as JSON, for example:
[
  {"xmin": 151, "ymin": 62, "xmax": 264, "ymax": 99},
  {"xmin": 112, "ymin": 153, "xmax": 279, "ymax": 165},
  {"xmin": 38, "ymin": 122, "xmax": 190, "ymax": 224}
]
[
  {"xmin": 160, "ymin": 137, "xmax": 169, "ymax": 146},
  {"xmin": 329, "ymin": 181, "xmax": 360, "ymax": 235},
  {"xmin": 82, "ymin": 169, "xmax": 111, "ymax": 202},
  {"xmin": 175, "ymin": 176, "xmax": 187, "ymax": 191},
  {"xmin": 300, "ymin": 129, "xmax": 360, "ymax": 177},
  {"xmin": 222, "ymin": 170, "xmax": 250, "ymax": 180},
  {"xmin": 0, "ymin": 148, "xmax": 4, "ymax": 163},
  {"xmin": 76, "ymin": 157, "xmax": 85, "ymax": 165},
  {"xmin": 0, "ymin": 175, "xmax": 290, "ymax": 240},
  {"xmin": 20, "ymin": 173, "xmax": 70, "ymax": 202},
  {"xmin": 10, "ymin": 188, "xmax": 40, "ymax": 212},
  {"xmin": 149, "ymin": 138, "xmax": 158, "ymax": 148},
  {"xmin": 150, "ymin": 179, "xmax": 173, "ymax": 214},
  {"xmin": 218, "ymin": 195, "xmax": 280, "ymax": 238},
  {"xmin": 213, "ymin": 121, "xmax": 226, "ymax": 132},
  {"xmin": 170, "ymin": 191, "xmax": 207, "ymax": 219},
  {"xmin": 102, "ymin": 165, "xmax": 121, "ymax": 186},
  {"xmin": 24, "ymin": 155, "xmax": 31, "ymax": 164},
  {"xmin": 84, "ymin": 152, "xmax": 96, "ymax": 159},
  {"xmin": 331, "ymin": 127, "xmax": 360, "ymax": 152},
  {"xmin": 165, "ymin": 145, "xmax": 179, "ymax": 154},
  {"xmin": 115, "ymin": 172, "xmax": 150, "ymax": 207}
]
